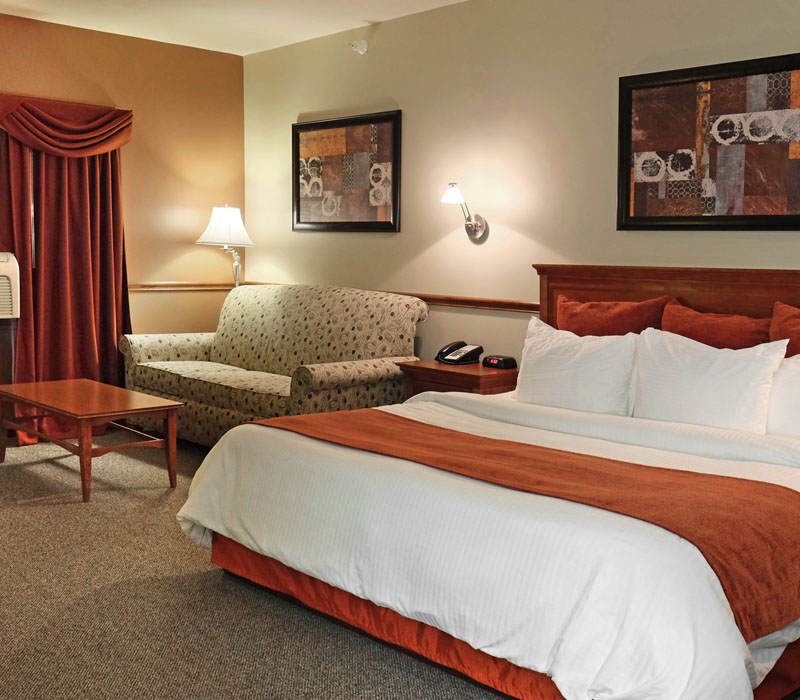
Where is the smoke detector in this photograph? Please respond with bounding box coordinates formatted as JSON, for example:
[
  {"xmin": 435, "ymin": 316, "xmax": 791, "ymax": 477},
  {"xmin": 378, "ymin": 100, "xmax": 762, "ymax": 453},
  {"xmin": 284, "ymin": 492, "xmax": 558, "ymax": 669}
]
[{"xmin": 348, "ymin": 40, "xmax": 368, "ymax": 55}]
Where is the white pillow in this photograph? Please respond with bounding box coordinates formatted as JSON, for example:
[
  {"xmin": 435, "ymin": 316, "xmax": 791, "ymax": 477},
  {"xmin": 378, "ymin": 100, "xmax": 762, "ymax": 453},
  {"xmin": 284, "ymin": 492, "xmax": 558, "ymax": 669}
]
[
  {"xmin": 767, "ymin": 355, "xmax": 800, "ymax": 437},
  {"xmin": 515, "ymin": 316, "xmax": 636, "ymax": 416},
  {"xmin": 634, "ymin": 328, "xmax": 787, "ymax": 432}
]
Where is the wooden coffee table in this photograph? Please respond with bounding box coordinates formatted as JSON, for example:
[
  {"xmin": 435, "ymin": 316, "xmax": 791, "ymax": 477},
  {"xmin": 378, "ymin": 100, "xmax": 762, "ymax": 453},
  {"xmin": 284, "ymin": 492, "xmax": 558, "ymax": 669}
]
[{"xmin": 0, "ymin": 379, "xmax": 183, "ymax": 502}]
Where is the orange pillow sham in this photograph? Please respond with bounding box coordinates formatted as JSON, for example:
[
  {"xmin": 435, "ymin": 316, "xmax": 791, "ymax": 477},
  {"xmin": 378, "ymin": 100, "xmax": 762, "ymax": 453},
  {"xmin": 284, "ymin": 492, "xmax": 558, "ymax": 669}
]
[
  {"xmin": 661, "ymin": 302, "xmax": 771, "ymax": 350},
  {"xmin": 770, "ymin": 301, "xmax": 800, "ymax": 357},
  {"xmin": 556, "ymin": 295, "xmax": 673, "ymax": 336}
]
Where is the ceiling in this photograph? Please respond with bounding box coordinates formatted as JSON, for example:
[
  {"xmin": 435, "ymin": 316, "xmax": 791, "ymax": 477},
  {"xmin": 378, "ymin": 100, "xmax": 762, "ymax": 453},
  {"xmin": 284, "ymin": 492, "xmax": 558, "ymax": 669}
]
[{"xmin": 0, "ymin": 0, "xmax": 468, "ymax": 55}]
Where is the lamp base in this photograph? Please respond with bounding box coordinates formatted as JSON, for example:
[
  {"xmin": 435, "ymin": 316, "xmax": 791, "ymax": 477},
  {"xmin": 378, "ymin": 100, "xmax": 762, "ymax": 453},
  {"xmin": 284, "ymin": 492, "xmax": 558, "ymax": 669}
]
[
  {"xmin": 465, "ymin": 214, "xmax": 487, "ymax": 240},
  {"xmin": 223, "ymin": 246, "xmax": 242, "ymax": 286}
]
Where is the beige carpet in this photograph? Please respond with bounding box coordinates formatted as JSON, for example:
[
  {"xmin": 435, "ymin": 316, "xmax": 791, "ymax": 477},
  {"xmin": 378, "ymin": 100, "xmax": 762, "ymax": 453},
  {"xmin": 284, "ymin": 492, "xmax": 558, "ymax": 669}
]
[{"xmin": 0, "ymin": 436, "xmax": 505, "ymax": 700}]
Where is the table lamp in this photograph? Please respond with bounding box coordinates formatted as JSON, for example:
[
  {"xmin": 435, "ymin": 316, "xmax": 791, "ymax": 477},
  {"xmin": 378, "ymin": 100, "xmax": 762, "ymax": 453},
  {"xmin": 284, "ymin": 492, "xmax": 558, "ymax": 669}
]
[{"xmin": 195, "ymin": 205, "xmax": 254, "ymax": 287}]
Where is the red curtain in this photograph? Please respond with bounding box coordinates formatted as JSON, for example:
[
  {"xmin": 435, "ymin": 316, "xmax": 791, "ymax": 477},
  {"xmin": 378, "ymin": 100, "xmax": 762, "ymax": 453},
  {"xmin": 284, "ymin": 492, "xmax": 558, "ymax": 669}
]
[
  {"xmin": 0, "ymin": 132, "xmax": 34, "ymax": 394},
  {"xmin": 31, "ymin": 148, "xmax": 131, "ymax": 386},
  {"xmin": 0, "ymin": 93, "xmax": 132, "ymax": 441}
]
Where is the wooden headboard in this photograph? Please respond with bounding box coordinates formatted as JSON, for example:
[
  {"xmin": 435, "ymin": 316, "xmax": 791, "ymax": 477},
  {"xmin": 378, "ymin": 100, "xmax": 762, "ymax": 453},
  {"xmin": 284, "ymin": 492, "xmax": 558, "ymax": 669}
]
[{"xmin": 534, "ymin": 264, "xmax": 800, "ymax": 328}]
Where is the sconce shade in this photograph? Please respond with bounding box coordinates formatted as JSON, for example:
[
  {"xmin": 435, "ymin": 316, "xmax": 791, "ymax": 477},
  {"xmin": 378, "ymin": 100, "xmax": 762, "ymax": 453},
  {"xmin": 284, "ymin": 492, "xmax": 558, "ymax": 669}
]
[
  {"xmin": 440, "ymin": 182, "xmax": 466, "ymax": 205},
  {"xmin": 196, "ymin": 205, "xmax": 254, "ymax": 247}
]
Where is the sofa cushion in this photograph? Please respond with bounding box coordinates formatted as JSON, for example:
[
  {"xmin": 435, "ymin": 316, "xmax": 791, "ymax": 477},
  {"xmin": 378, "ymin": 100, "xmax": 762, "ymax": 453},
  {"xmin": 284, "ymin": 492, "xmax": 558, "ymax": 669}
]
[
  {"xmin": 136, "ymin": 361, "xmax": 291, "ymax": 418},
  {"xmin": 209, "ymin": 285, "xmax": 426, "ymax": 375}
]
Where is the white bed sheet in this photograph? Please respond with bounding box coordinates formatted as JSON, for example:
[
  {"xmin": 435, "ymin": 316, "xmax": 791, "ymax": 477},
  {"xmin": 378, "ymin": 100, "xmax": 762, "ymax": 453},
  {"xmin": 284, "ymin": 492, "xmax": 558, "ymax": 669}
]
[{"xmin": 177, "ymin": 391, "xmax": 800, "ymax": 700}]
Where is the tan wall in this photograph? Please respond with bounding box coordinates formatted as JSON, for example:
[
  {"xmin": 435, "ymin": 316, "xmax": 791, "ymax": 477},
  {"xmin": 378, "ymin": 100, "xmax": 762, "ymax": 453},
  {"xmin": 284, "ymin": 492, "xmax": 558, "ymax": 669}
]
[
  {"xmin": 0, "ymin": 13, "xmax": 244, "ymax": 333},
  {"xmin": 243, "ymin": 0, "xmax": 800, "ymax": 359}
]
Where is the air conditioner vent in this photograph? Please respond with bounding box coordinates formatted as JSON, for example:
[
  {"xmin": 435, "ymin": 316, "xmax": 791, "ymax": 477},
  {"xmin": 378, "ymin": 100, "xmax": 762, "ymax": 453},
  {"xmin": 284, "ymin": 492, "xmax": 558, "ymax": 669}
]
[
  {"xmin": 0, "ymin": 253, "xmax": 20, "ymax": 319},
  {"xmin": 0, "ymin": 276, "xmax": 11, "ymax": 316}
]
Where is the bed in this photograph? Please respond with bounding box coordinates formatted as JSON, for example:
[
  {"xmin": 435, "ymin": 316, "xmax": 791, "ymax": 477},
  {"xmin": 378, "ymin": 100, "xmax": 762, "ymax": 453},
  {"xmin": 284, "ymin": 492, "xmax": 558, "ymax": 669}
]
[{"xmin": 177, "ymin": 265, "xmax": 800, "ymax": 700}]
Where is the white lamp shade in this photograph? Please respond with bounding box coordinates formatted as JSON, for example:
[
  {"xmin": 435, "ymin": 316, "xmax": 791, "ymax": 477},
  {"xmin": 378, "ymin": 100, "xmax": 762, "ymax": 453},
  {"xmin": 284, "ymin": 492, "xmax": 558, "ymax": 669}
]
[
  {"xmin": 440, "ymin": 183, "xmax": 466, "ymax": 205},
  {"xmin": 196, "ymin": 206, "xmax": 254, "ymax": 247}
]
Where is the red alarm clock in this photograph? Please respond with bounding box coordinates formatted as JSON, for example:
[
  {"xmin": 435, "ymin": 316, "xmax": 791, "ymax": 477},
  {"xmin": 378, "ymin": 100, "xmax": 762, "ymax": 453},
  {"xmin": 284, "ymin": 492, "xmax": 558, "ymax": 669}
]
[{"xmin": 482, "ymin": 355, "xmax": 517, "ymax": 369}]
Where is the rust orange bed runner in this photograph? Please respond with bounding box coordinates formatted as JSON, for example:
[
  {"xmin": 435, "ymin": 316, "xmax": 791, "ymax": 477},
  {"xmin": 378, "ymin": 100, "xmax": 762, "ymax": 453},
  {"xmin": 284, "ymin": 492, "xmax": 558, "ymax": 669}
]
[{"xmin": 256, "ymin": 408, "xmax": 800, "ymax": 643}]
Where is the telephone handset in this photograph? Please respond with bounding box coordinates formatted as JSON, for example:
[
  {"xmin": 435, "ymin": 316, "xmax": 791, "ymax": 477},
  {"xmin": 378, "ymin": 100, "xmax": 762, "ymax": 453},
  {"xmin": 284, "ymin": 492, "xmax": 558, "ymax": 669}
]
[{"xmin": 435, "ymin": 340, "xmax": 484, "ymax": 365}]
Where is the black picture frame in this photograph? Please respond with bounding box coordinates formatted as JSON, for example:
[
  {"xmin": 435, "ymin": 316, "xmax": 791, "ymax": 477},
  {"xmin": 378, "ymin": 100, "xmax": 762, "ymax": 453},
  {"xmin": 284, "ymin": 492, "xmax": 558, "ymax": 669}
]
[
  {"xmin": 292, "ymin": 110, "xmax": 401, "ymax": 232},
  {"xmin": 617, "ymin": 53, "xmax": 800, "ymax": 230}
]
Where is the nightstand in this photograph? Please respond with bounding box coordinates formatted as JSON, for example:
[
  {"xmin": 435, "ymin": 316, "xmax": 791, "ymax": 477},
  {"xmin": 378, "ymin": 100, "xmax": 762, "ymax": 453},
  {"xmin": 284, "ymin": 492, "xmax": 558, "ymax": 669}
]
[{"xmin": 395, "ymin": 360, "xmax": 519, "ymax": 399}]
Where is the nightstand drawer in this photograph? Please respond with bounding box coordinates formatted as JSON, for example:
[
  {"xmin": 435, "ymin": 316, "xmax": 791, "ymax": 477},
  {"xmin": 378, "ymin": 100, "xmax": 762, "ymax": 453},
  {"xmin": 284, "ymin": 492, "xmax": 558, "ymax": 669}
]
[{"xmin": 395, "ymin": 360, "xmax": 519, "ymax": 399}]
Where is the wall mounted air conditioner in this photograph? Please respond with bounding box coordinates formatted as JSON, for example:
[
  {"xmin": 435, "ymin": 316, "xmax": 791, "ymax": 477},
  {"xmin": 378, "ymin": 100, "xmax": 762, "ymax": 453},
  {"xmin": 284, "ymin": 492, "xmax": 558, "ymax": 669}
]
[
  {"xmin": 0, "ymin": 252, "xmax": 20, "ymax": 319},
  {"xmin": 0, "ymin": 252, "xmax": 19, "ymax": 389}
]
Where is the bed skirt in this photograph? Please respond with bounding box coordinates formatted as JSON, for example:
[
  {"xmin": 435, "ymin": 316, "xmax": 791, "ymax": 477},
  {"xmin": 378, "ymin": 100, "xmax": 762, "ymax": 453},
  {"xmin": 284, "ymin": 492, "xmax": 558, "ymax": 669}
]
[{"xmin": 211, "ymin": 533, "xmax": 800, "ymax": 700}]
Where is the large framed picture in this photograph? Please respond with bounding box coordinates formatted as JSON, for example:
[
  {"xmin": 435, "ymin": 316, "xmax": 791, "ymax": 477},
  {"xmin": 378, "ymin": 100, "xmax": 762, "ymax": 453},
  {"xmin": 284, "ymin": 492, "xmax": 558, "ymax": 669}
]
[
  {"xmin": 618, "ymin": 53, "xmax": 800, "ymax": 230},
  {"xmin": 292, "ymin": 110, "xmax": 401, "ymax": 232}
]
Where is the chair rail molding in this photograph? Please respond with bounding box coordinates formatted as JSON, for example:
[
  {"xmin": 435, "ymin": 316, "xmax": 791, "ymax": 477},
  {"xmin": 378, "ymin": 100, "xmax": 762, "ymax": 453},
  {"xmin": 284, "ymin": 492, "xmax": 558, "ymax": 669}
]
[{"xmin": 128, "ymin": 281, "xmax": 540, "ymax": 314}]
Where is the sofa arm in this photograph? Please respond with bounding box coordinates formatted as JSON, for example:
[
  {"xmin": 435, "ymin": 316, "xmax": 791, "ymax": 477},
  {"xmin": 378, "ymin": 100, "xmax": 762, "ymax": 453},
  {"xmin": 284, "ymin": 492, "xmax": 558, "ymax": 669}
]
[
  {"xmin": 119, "ymin": 333, "xmax": 216, "ymax": 365},
  {"xmin": 289, "ymin": 356, "xmax": 417, "ymax": 415},
  {"xmin": 291, "ymin": 356, "xmax": 417, "ymax": 394}
]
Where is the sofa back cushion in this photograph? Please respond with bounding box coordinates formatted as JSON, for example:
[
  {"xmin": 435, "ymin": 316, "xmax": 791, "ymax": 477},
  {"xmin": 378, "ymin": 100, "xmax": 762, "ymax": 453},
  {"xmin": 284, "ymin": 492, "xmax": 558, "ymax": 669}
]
[{"xmin": 210, "ymin": 285, "xmax": 429, "ymax": 375}]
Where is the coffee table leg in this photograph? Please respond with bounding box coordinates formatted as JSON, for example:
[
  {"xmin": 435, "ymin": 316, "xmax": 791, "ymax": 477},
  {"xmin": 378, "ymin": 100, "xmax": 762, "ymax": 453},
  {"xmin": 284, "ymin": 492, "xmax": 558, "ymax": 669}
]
[
  {"xmin": 79, "ymin": 420, "xmax": 93, "ymax": 502},
  {"xmin": 165, "ymin": 409, "xmax": 177, "ymax": 488}
]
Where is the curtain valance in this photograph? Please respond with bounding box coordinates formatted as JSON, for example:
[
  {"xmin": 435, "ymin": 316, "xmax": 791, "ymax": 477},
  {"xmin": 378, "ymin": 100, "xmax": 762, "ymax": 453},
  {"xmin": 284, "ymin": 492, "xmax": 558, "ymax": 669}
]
[{"xmin": 0, "ymin": 93, "xmax": 132, "ymax": 157}]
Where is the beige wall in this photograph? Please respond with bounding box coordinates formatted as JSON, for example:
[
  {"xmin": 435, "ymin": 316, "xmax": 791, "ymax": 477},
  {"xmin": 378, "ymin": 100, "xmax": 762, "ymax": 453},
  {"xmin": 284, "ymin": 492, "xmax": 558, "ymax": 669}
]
[
  {"xmin": 0, "ymin": 13, "xmax": 244, "ymax": 333},
  {"xmin": 243, "ymin": 0, "xmax": 800, "ymax": 359}
]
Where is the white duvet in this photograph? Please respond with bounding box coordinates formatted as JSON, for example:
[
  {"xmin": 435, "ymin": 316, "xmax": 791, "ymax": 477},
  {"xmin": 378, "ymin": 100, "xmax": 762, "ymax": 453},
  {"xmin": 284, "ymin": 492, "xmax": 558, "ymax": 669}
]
[{"xmin": 177, "ymin": 391, "xmax": 800, "ymax": 700}]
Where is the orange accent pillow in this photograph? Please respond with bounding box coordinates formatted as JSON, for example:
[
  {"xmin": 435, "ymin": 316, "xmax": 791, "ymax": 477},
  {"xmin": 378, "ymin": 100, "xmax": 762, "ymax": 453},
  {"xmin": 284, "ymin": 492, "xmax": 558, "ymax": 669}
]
[
  {"xmin": 770, "ymin": 301, "xmax": 800, "ymax": 357},
  {"xmin": 556, "ymin": 295, "xmax": 673, "ymax": 336},
  {"xmin": 662, "ymin": 302, "xmax": 770, "ymax": 350}
]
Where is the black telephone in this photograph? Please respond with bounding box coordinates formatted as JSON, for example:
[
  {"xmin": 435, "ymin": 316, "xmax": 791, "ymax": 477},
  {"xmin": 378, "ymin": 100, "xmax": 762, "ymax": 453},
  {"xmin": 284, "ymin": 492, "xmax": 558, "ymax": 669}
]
[{"xmin": 435, "ymin": 340, "xmax": 484, "ymax": 365}]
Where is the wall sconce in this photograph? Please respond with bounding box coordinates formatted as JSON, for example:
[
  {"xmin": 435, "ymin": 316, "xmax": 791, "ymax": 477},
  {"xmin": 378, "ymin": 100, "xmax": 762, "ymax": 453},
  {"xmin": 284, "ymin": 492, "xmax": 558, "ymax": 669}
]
[
  {"xmin": 196, "ymin": 205, "xmax": 254, "ymax": 287},
  {"xmin": 440, "ymin": 182, "xmax": 487, "ymax": 240}
]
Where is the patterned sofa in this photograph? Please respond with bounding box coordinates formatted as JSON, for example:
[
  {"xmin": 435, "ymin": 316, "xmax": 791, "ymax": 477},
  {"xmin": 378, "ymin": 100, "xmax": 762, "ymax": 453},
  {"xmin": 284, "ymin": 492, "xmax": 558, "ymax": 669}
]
[{"xmin": 118, "ymin": 284, "xmax": 428, "ymax": 446}]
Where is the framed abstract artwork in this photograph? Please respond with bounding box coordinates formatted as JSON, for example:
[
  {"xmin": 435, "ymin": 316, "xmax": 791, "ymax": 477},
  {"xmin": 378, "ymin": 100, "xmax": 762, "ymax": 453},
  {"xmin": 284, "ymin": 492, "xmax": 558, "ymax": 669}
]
[
  {"xmin": 292, "ymin": 110, "xmax": 401, "ymax": 232},
  {"xmin": 618, "ymin": 53, "xmax": 800, "ymax": 230}
]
